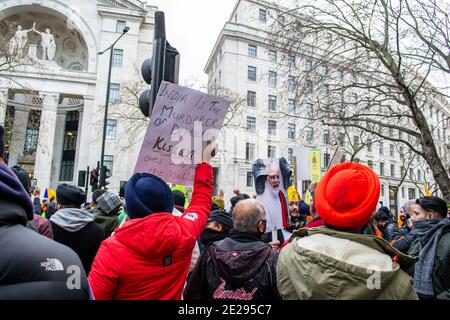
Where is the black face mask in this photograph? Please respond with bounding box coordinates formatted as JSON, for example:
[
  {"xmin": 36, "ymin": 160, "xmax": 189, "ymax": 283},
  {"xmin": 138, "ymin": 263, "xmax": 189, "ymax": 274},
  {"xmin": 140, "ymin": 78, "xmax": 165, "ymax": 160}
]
[{"xmin": 200, "ymin": 228, "xmax": 227, "ymax": 246}]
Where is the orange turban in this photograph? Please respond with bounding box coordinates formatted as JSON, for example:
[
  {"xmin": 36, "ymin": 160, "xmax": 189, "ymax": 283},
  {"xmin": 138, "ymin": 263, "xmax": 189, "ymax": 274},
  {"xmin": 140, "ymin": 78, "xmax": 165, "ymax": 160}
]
[{"xmin": 314, "ymin": 162, "xmax": 380, "ymax": 230}]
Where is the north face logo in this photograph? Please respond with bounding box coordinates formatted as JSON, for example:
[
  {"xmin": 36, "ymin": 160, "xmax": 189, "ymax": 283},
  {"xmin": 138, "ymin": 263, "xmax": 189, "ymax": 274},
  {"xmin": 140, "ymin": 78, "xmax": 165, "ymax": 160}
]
[
  {"xmin": 183, "ymin": 212, "xmax": 198, "ymax": 221},
  {"xmin": 41, "ymin": 258, "xmax": 64, "ymax": 271}
]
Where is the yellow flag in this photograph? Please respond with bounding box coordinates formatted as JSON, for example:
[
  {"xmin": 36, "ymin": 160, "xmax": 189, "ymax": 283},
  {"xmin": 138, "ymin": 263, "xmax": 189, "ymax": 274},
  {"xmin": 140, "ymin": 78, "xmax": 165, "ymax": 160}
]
[
  {"xmin": 305, "ymin": 190, "xmax": 311, "ymax": 205},
  {"xmin": 424, "ymin": 182, "xmax": 431, "ymax": 196}
]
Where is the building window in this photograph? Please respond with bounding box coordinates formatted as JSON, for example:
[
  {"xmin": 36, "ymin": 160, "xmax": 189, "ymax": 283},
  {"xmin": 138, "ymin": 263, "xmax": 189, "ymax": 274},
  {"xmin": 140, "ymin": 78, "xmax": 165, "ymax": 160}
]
[
  {"xmin": 246, "ymin": 116, "xmax": 256, "ymax": 133},
  {"xmin": 339, "ymin": 133, "xmax": 345, "ymax": 147},
  {"xmin": 305, "ymin": 127, "xmax": 314, "ymax": 143},
  {"xmin": 278, "ymin": 14, "xmax": 285, "ymax": 25},
  {"xmin": 248, "ymin": 66, "xmax": 257, "ymax": 81},
  {"xmin": 353, "ymin": 135, "xmax": 359, "ymax": 145},
  {"xmin": 410, "ymin": 168, "xmax": 414, "ymax": 179},
  {"xmin": 391, "ymin": 164, "xmax": 395, "ymax": 177},
  {"xmin": 288, "ymin": 123, "xmax": 296, "ymax": 140},
  {"xmin": 305, "ymin": 59, "xmax": 312, "ymax": 71},
  {"xmin": 259, "ymin": 8, "xmax": 267, "ymax": 23},
  {"xmin": 103, "ymin": 155, "xmax": 114, "ymax": 174},
  {"xmin": 247, "ymin": 171, "xmax": 254, "ymax": 187},
  {"xmin": 60, "ymin": 111, "xmax": 79, "ymax": 181},
  {"xmin": 379, "ymin": 142, "xmax": 384, "ymax": 155},
  {"xmin": 116, "ymin": 20, "xmax": 126, "ymax": 33},
  {"xmin": 268, "ymin": 120, "xmax": 277, "ymax": 136},
  {"xmin": 268, "ymin": 71, "xmax": 277, "ymax": 87},
  {"xmin": 268, "ymin": 95, "xmax": 277, "ymax": 111},
  {"xmin": 288, "ymin": 76, "xmax": 296, "ymax": 91},
  {"xmin": 321, "ymin": 84, "xmax": 330, "ymax": 96},
  {"xmin": 324, "ymin": 153, "xmax": 330, "ymax": 168},
  {"xmin": 389, "ymin": 128, "xmax": 394, "ymax": 137},
  {"xmin": 246, "ymin": 143, "xmax": 255, "ymax": 161},
  {"xmin": 268, "ymin": 145, "xmax": 276, "ymax": 158},
  {"xmin": 106, "ymin": 119, "xmax": 117, "ymax": 140},
  {"xmin": 402, "ymin": 187, "xmax": 405, "ymax": 198},
  {"xmin": 247, "ymin": 91, "xmax": 256, "ymax": 107},
  {"xmin": 248, "ymin": 44, "xmax": 257, "ymax": 57},
  {"xmin": 305, "ymin": 80, "xmax": 313, "ymax": 94},
  {"xmin": 60, "ymin": 161, "xmax": 75, "ymax": 182},
  {"xmin": 112, "ymin": 49, "xmax": 123, "ymax": 68},
  {"xmin": 368, "ymin": 160, "xmax": 373, "ymax": 169},
  {"xmin": 288, "ymin": 55, "xmax": 295, "ymax": 68},
  {"xmin": 381, "ymin": 184, "xmax": 385, "ymax": 197},
  {"xmin": 408, "ymin": 188, "xmax": 416, "ymax": 200},
  {"xmin": 418, "ymin": 170, "xmax": 422, "ymax": 181},
  {"xmin": 305, "ymin": 103, "xmax": 313, "ymax": 118},
  {"xmin": 109, "ymin": 83, "xmax": 120, "ymax": 103},
  {"xmin": 288, "ymin": 148, "xmax": 293, "ymax": 164},
  {"xmin": 390, "ymin": 144, "xmax": 394, "ymax": 157},
  {"xmin": 268, "ymin": 50, "xmax": 277, "ymax": 62},
  {"xmin": 367, "ymin": 142, "xmax": 372, "ymax": 152},
  {"xmin": 325, "ymin": 32, "xmax": 332, "ymax": 43},
  {"xmin": 288, "ymin": 99, "xmax": 295, "ymax": 115},
  {"xmin": 323, "ymin": 130, "xmax": 330, "ymax": 145},
  {"xmin": 380, "ymin": 162, "xmax": 385, "ymax": 176},
  {"xmin": 24, "ymin": 127, "xmax": 39, "ymax": 154},
  {"xmin": 319, "ymin": 64, "xmax": 328, "ymax": 76}
]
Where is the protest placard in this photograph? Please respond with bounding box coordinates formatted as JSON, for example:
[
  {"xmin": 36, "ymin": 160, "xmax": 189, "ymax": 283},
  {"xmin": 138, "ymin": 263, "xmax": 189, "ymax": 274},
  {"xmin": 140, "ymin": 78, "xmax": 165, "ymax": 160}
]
[{"xmin": 134, "ymin": 81, "xmax": 230, "ymax": 185}]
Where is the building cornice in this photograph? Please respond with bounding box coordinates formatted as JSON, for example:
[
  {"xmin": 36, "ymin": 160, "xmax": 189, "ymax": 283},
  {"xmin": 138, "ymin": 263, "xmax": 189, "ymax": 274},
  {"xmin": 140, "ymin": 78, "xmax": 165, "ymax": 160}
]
[{"xmin": 97, "ymin": 4, "xmax": 146, "ymax": 21}]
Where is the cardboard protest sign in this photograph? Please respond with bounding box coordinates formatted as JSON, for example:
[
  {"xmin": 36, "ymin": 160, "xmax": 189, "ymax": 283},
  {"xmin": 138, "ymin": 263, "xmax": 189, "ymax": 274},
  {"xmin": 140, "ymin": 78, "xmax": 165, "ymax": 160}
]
[
  {"xmin": 134, "ymin": 81, "xmax": 230, "ymax": 186},
  {"xmin": 293, "ymin": 146, "xmax": 321, "ymax": 182},
  {"xmin": 252, "ymin": 158, "xmax": 291, "ymax": 242},
  {"xmin": 326, "ymin": 147, "xmax": 345, "ymax": 171}
]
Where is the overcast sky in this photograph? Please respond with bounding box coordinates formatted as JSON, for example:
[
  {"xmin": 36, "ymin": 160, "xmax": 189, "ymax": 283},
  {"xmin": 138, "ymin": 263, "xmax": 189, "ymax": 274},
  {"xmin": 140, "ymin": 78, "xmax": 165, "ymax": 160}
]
[{"xmin": 149, "ymin": 0, "xmax": 237, "ymax": 89}]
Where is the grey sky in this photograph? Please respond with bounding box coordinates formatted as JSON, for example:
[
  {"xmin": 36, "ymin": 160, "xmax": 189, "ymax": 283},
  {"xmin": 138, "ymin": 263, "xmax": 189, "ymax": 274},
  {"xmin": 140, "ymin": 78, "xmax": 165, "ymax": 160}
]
[{"xmin": 149, "ymin": 0, "xmax": 236, "ymax": 89}]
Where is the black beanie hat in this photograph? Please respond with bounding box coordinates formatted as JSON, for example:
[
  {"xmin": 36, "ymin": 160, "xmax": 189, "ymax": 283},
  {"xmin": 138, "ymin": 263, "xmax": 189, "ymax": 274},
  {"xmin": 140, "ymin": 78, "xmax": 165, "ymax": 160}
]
[
  {"xmin": 57, "ymin": 183, "xmax": 86, "ymax": 207},
  {"xmin": 10, "ymin": 165, "xmax": 30, "ymax": 192},
  {"xmin": 208, "ymin": 210, "xmax": 233, "ymax": 232},
  {"xmin": 172, "ymin": 190, "xmax": 186, "ymax": 207}
]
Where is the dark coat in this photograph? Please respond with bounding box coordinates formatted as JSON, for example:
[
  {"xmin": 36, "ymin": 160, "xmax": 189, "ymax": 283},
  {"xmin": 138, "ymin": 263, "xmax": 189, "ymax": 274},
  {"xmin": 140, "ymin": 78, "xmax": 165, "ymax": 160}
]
[
  {"xmin": 407, "ymin": 223, "xmax": 450, "ymax": 300},
  {"xmin": 51, "ymin": 217, "xmax": 106, "ymax": 275},
  {"xmin": 184, "ymin": 232, "xmax": 280, "ymax": 300},
  {"xmin": 0, "ymin": 199, "xmax": 90, "ymax": 299},
  {"xmin": 381, "ymin": 219, "xmax": 398, "ymax": 241},
  {"xmin": 92, "ymin": 207, "xmax": 120, "ymax": 237}
]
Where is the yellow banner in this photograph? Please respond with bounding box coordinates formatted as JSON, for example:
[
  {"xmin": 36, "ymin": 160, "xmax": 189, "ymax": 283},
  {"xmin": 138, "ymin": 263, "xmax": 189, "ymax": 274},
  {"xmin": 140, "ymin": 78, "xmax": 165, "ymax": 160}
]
[
  {"xmin": 309, "ymin": 148, "xmax": 321, "ymax": 183},
  {"xmin": 424, "ymin": 182, "xmax": 431, "ymax": 196}
]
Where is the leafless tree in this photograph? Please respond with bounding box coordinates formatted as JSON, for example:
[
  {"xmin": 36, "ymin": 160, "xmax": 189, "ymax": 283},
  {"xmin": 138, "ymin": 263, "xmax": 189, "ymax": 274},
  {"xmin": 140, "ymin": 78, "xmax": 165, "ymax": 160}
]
[{"xmin": 268, "ymin": 0, "xmax": 450, "ymax": 201}]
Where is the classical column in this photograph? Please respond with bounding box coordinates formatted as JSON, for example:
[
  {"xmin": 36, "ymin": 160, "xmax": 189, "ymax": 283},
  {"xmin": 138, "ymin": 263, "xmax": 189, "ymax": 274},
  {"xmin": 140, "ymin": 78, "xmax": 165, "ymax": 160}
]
[
  {"xmin": 0, "ymin": 88, "xmax": 8, "ymax": 126},
  {"xmin": 34, "ymin": 92, "xmax": 59, "ymax": 191},
  {"xmin": 76, "ymin": 96, "xmax": 95, "ymax": 174},
  {"xmin": 8, "ymin": 107, "xmax": 29, "ymax": 167}
]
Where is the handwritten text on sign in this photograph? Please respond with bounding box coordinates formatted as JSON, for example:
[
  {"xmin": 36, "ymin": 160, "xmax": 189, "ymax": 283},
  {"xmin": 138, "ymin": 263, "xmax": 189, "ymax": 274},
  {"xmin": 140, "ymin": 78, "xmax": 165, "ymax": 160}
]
[{"xmin": 134, "ymin": 81, "xmax": 230, "ymax": 186}]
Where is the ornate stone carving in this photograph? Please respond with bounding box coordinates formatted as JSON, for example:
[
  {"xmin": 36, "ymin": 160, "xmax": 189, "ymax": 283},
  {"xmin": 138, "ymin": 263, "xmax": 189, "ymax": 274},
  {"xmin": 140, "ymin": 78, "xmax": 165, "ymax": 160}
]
[{"xmin": 32, "ymin": 22, "xmax": 56, "ymax": 60}]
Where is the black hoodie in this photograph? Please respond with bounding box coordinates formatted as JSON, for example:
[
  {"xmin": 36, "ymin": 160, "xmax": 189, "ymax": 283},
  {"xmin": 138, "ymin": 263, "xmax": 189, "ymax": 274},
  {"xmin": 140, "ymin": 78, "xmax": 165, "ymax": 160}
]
[
  {"xmin": 184, "ymin": 231, "xmax": 280, "ymax": 300},
  {"xmin": 0, "ymin": 163, "xmax": 90, "ymax": 299}
]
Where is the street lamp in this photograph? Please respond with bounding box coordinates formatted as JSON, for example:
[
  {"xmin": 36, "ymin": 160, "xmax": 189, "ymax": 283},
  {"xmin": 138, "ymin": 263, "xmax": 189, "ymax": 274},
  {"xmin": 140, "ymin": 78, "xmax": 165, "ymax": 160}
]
[{"xmin": 97, "ymin": 26, "xmax": 129, "ymax": 189}]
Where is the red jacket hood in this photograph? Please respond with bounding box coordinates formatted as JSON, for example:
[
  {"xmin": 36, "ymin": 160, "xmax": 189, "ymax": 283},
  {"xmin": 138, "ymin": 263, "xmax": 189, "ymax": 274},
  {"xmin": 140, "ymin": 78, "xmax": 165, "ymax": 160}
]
[{"xmin": 114, "ymin": 213, "xmax": 181, "ymax": 258}]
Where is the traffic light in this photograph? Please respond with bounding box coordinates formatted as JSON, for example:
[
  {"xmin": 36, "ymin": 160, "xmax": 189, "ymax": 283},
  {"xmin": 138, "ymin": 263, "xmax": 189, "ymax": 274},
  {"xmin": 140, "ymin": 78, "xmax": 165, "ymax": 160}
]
[
  {"xmin": 90, "ymin": 169, "xmax": 99, "ymax": 191},
  {"xmin": 99, "ymin": 165, "xmax": 111, "ymax": 190},
  {"xmin": 139, "ymin": 11, "xmax": 180, "ymax": 117}
]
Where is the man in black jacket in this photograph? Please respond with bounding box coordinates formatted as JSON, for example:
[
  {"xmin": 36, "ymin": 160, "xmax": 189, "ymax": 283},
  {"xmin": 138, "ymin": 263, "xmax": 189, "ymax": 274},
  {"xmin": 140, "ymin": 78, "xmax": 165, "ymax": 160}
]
[
  {"xmin": 373, "ymin": 209, "xmax": 398, "ymax": 241},
  {"xmin": 0, "ymin": 161, "xmax": 90, "ymax": 299},
  {"xmin": 184, "ymin": 199, "xmax": 280, "ymax": 300},
  {"xmin": 50, "ymin": 184, "xmax": 106, "ymax": 274}
]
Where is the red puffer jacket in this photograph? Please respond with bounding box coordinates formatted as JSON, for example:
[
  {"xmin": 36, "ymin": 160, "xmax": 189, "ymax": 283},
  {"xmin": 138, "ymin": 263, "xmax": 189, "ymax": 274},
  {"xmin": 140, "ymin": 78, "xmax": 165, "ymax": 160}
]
[{"xmin": 88, "ymin": 163, "xmax": 213, "ymax": 300}]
